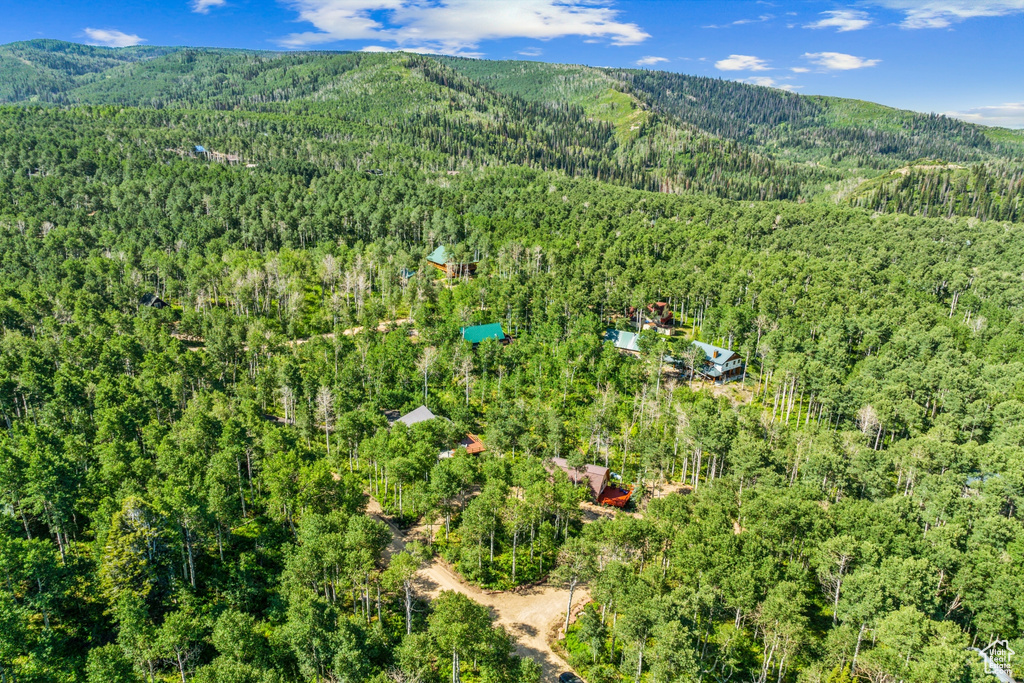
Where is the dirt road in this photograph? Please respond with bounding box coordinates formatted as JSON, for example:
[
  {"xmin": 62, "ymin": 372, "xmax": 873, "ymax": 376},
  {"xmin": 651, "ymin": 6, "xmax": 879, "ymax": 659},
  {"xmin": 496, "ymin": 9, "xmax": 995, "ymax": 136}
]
[{"xmin": 368, "ymin": 499, "xmax": 586, "ymax": 681}]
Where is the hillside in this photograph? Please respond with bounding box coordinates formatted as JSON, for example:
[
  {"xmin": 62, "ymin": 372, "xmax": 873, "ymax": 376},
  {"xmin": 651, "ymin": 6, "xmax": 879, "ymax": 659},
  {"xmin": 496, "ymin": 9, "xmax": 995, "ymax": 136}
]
[
  {"xmin": 0, "ymin": 43, "xmax": 837, "ymax": 201},
  {"xmin": 443, "ymin": 56, "xmax": 1024, "ymax": 220},
  {"xmin": 0, "ymin": 39, "xmax": 179, "ymax": 103},
  {"xmin": 443, "ymin": 56, "xmax": 1024, "ymax": 165},
  {"xmin": 1, "ymin": 40, "xmax": 1021, "ymax": 219}
]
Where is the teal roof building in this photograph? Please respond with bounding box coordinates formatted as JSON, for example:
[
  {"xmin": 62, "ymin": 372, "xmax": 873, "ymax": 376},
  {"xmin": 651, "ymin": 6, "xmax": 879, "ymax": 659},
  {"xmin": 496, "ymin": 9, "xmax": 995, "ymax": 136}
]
[
  {"xmin": 426, "ymin": 245, "xmax": 478, "ymax": 277},
  {"xmin": 426, "ymin": 245, "xmax": 450, "ymax": 266},
  {"xmin": 461, "ymin": 323, "xmax": 506, "ymax": 345},
  {"xmin": 604, "ymin": 329, "xmax": 641, "ymax": 353}
]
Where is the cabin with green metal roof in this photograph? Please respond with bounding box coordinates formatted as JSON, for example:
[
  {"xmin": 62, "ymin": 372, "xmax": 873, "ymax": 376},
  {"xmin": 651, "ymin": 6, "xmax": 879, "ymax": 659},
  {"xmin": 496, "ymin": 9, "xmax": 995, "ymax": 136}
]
[
  {"xmin": 604, "ymin": 328, "xmax": 641, "ymax": 353},
  {"xmin": 426, "ymin": 245, "xmax": 477, "ymax": 277},
  {"xmin": 461, "ymin": 323, "xmax": 507, "ymax": 347}
]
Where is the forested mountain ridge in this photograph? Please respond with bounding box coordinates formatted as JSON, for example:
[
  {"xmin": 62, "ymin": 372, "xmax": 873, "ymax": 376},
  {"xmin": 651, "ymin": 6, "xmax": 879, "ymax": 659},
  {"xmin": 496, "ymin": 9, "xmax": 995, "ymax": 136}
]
[
  {"xmin": 1, "ymin": 36, "xmax": 1024, "ymax": 683},
  {"xmin": 0, "ymin": 40, "xmax": 180, "ymax": 103},
  {"xmin": 0, "ymin": 45, "xmax": 838, "ymax": 201},
  {"xmin": 3, "ymin": 40, "xmax": 1022, "ymax": 220},
  {"xmin": 443, "ymin": 57, "xmax": 1024, "ymax": 221},
  {"xmin": 442, "ymin": 56, "xmax": 1024, "ymax": 164}
]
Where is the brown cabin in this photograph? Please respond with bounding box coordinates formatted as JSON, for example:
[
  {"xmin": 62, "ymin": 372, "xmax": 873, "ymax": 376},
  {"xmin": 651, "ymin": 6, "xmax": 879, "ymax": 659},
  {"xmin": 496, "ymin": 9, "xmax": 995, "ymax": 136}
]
[
  {"xmin": 647, "ymin": 302, "xmax": 674, "ymax": 327},
  {"xmin": 548, "ymin": 457, "xmax": 610, "ymax": 499},
  {"xmin": 547, "ymin": 457, "xmax": 633, "ymax": 507}
]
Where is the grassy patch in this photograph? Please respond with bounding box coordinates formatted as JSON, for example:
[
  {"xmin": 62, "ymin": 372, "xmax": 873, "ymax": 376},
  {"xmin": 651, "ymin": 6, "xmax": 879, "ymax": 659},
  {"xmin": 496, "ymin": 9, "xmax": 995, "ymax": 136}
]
[{"xmin": 586, "ymin": 88, "xmax": 651, "ymax": 143}]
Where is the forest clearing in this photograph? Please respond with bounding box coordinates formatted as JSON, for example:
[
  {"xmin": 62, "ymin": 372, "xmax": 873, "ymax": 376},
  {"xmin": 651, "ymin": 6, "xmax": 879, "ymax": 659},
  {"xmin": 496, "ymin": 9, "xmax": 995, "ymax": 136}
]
[{"xmin": 369, "ymin": 496, "xmax": 585, "ymax": 681}]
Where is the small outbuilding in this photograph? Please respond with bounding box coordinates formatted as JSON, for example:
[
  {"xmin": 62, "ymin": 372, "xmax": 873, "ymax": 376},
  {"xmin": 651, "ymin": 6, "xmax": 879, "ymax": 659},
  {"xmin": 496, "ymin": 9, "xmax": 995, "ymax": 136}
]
[
  {"xmin": 461, "ymin": 323, "xmax": 508, "ymax": 347},
  {"xmin": 439, "ymin": 433, "xmax": 486, "ymax": 459},
  {"xmin": 140, "ymin": 293, "xmax": 169, "ymax": 309},
  {"xmin": 647, "ymin": 302, "xmax": 674, "ymax": 334}
]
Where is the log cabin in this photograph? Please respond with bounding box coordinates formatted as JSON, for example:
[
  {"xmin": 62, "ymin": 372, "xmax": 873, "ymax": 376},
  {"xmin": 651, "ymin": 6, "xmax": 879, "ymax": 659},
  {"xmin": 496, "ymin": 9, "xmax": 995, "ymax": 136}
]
[{"xmin": 426, "ymin": 245, "xmax": 477, "ymax": 277}]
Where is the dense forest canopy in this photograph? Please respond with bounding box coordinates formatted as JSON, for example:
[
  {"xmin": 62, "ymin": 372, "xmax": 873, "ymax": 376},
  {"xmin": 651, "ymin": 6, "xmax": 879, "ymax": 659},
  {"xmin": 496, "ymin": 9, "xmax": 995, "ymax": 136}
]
[{"xmin": 0, "ymin": 39, "xmax": 1023, "ymax": 683}]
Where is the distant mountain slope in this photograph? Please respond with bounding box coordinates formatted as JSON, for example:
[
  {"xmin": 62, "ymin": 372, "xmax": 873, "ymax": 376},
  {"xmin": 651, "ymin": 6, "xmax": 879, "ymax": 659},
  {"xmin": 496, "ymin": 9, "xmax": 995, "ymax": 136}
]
[
  {"xmin": 0, "ymin": 39, "xmax": 179, "ymax": 103},
  {"xmin": 442, "ymin": 56, "xmax": 1024, "ymax": 220},
  {"xmin": 840, "ymin": 161, "xmax": 1023, "ymax": 221},
  {"xmin": 0, "ymin": 46, "xmax": 837, "ymax": 201},
  {"xmin": 64, "ymin": 49, "xmax": 362, "ymax": 108},
  {"xmin": 442, "ymin": 57, "xmax": 1024, "ymax": 166},
  {"xmin": 1, "ymin": 40, "xmax": 1021, "ymax": 220}
]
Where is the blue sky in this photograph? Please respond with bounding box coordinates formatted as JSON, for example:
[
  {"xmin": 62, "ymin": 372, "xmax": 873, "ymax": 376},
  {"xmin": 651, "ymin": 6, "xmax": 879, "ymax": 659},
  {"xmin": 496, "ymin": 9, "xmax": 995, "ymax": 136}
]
[{"xmin": 4, "ymin": 0, "xmax": 1023, "ymax": 127}]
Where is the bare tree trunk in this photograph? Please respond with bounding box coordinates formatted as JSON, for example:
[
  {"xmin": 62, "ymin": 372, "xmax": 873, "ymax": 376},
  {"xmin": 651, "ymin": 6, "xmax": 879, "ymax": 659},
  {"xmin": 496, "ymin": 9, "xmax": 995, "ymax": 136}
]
[
  {"xmin": 405, "ymin": 581, "xmax": 413, "ymax": 635},
  {"xmin": 185, "ymin": 526, "xmax": 196, "ymax": 587},
  {"xmin": 511, "ymin": 530, "xmax": 518, "ymax": 583},
  {"xmin": 564, "ymin": 579, "xmax": 577, "ymax": 634},
  {"xmin": 852, "ymin": 623, "xmax": 865, "ymax": 673}
]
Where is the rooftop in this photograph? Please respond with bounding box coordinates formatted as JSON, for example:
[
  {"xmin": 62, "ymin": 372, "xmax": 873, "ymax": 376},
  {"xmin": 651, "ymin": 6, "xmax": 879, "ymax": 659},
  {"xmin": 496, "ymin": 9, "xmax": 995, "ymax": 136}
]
[
  {"xmin": 439, "ymin": 433, "xmax": 486, "ymax": 459},
  {"xmin": 604, "ymin": 328, "xmax": 640, "ymax": 353},
  {"xmin": 140, "ymin": 293, "xmax": 168, "ymax": 308},
  {"xmin": 462, "ymin": 323, "xmax": 506, "ymax": 345},
  {"xmin": 692, "ymin": 340, "xmax": 737, "ymax": 364},
  {"xmin": 426, "ymin": 245, "xmax": 450, "ymax": 265},
  {"xmin": 549, "ymin": 456, "xmax": 609, "ymax": 498},
  {"xmin": 395, "ymin": 405, "xmax": 437, "ymax": 426}
]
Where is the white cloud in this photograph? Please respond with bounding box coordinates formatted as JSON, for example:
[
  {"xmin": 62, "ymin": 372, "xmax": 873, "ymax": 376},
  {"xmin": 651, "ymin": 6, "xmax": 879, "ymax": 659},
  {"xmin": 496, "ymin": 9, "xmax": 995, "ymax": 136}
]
[
  {"xmin": 82, "ymin": 28, "xmax": 145, "ymax": 47},
  {"xmin": 517, "ymin": 47, "xmax": 543, "ymax": 57},
  {"xmin": 278, "ymin": 0, "xmax": 649, "ymax": 54},
  {"xmin": 714, "ymin": 54, "xmax": 770, "ymax": 71},
  {"xmin": 790, "ymin": 66, "xmax": 810, "ymax": 73},
  {"xmin": 803, "ymin": 51, "xmax": 880, "ymax": 70},
  {"xmin": 359, "ymin": 44, "xmax": 447, "ymax": 55},
  {"xmin": 704, "ymin": 14, "xmax": 773, "ymax": 28},
  {"xmin": 945, "ymin": 102, "xmax": 1024, "ymax": 129},
  {"xmin": 867, "ymin": 1, "xmax": 1024, "ymax": 28},
  {"xmin": 635, "ymin": 55, "xmax": 668, "ymax": 66},
  {"xmin": 804, "ymin": 10, "xmax": 872, "ymax": 31},
  {"xmin": 191, "ymin": 0, "xmax": 227, "ymax": 13}
]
